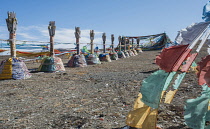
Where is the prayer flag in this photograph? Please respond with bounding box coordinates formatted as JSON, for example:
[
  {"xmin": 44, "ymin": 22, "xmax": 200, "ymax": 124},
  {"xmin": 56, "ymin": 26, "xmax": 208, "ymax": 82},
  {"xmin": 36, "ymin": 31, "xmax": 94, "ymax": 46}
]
[
  {"xmin": 126, "ymin": 106, "xmax": 151, "ymax": 128},
  {"xmin": 140, "ymin": 70, "xmax": 169, "ymax": 109},
  {"xmin": 156, "ymin": 45, "xmax": 188, "ymax": 72},
  {"xmin": 197, "ymin": 55, "xmax": 210, "ymax": 87}
]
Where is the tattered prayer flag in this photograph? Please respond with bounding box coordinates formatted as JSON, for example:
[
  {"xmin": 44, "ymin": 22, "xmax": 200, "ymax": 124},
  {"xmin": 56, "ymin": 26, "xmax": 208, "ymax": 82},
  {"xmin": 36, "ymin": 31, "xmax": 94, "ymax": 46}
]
[
  {"xmin": 126, "ymin": 106, "xmax": 151, "ymax": 128},
  {"xmin": 197, "ymin": 55, "xmax": 210, "ymax": 87},
  {"xmin": 184, "ymin": 94, "xmax": 209, "ymax": 129},
  {"xmin": 184, "ymin": 84, "xmax": 210, "ymax": 129},
  {"xmin": 208, "ymin": 101, "xmax": 210, "ymax": 110},
  {"xmin": 203, "ymin": 1, "xmax": 210, "ymax": 22},
  {"xmin": 205, "ymin": 110, "xmax": 210, "ymax": 121},
  {"xmin": 156, "ymin": 45, "xmax": 189, "ymax": 72},
  {"xmin": 164, "ymin": 90, "xmax": 178, "ymax": 104},
  {"xmin": 140, "ymin": 70, "xmax": 169, "ymax": 109},
  {"xmin": 175, "ymin": 22, "xmax": 210, "ymax": 45},
  {"xmin": 133, "ymin": 93, "xmax": 146, "ymax": 110},
  {"xmin": 180, "ymin": 53, "xmax": 198, "ymax": 72},
  {"xmin": 164, "ymin": 72, "xmax": 186, "ymax": 104},
  {"xmin": 173, "ymin": 72, "xmax": 187, "ymax": 89},
  {"xmin": 172, "ymin": 49, "xmax": 192, "ymax": 72},
  {"xmin": 162, "ymin": 72, "xmax": 176, "ymax": 91},
  {"xmin": 142, "ymin": 109, "xmax": 158, "ymax": 129}
]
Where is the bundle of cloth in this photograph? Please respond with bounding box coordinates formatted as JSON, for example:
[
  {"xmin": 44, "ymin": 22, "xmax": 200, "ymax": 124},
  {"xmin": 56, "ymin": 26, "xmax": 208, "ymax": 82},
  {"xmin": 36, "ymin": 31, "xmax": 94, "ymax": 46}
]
[{"xmin": 0, "ymin": 57, "xmax": 31, "ymax": 80}]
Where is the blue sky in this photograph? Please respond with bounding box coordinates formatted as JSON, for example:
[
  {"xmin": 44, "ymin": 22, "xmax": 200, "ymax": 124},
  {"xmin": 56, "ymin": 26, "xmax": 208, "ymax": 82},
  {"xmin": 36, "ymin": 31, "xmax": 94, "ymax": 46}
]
[{"xmin": 0, "ymin": 0, "xmax": 209, "ymax": 46}]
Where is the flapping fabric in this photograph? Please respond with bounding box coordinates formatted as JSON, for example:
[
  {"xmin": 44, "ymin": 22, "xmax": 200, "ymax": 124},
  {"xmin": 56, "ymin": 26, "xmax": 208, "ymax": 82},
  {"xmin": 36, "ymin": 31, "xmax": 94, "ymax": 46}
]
[
  {"xmin": 133, "ymin": 93, "xmax": 146, "ymax": 110},
  {"xmin": 124, "ymin": 33, "xmax": 171, "ymax": 50},
  {"xmin": 184, "ymin": 84, "xmax": 210, "ymax": 129},
  {"xmin": 162, "ymin": 71, "xmax": 176, "ymax": 91},
  {"xmin": 140, "ymin": 70, "xmax": 169, "ymax": 109},
  {"xmin": 0, "ymin": 49, "xmax": 7, "ymax": 53},
  {"xmin": 197, "ymin": 55, "xmax": 210, "ymax": 87},
  {"xmin": 155, "ymin": 44, "xmax": 189, "ymax": 72},
  {"xmin": 203, "ymin": 1, "xmax": 210, "ymax": 22},
  {"xmin": 175, "ymin": 22, "xmax": 210, "ymax": 45},
  {"xmin": 164, "ymin": 72, "xmax": 186, "ymax": 104},
  {"xmin": 142, "ymin": 109, "xmax": 158, "ymax": 129},
  {"xmin": 126, "ymin": 106, "xmax": 151, "ymax": 128},
  {"xmin": 16, "ymin": 51, "xmax": 50, "ymax": 57}
]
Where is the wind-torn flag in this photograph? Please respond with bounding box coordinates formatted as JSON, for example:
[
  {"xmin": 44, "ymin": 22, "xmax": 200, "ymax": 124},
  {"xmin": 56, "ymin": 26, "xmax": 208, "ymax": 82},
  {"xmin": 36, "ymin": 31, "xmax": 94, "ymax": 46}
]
[
  {"xmin": 155, "ymin": 44, "xmax": 189, "ymax": 72},
  {"xmin": 175, "ymin": 22, "xmax": 210, "ymax": 45},
  {"xmin": 184, "ymin": 84, "xmax": 210, "ymax": 129},
  {"xmin": 197, "ymin": 55, "xmax": 210, "ymax": 87},
  {"xmin": 140, "ymin": 70, "xmax": 169, "ymax": 109}
]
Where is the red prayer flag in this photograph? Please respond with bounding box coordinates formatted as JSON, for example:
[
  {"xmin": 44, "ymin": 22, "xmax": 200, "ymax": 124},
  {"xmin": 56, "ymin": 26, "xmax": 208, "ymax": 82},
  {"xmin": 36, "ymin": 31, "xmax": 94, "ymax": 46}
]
[
  {"xmin": 180, "ymin": 53, "xmax": 198, "ymax": 72},
  {"xmin": 197, "ymin": 55, "xmax": 210, "ymax": 87},
  {"xmin": 155, "ymin": 45, "xmax": 189, "ymax": 72}
]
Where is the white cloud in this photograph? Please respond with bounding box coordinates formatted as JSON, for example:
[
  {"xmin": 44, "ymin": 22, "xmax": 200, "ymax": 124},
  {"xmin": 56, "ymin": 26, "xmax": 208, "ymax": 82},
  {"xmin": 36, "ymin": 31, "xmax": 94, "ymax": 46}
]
[{"xmin": 0, "ymin": 25, "xmax": 115, "ymax": 50}]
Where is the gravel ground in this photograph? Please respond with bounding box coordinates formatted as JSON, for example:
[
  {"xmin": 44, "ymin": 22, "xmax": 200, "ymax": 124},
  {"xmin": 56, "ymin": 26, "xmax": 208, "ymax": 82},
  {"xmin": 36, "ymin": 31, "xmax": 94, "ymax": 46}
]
[{"xmin": 0, "ymin": 46, "xmax": 208, "ymax": 129}]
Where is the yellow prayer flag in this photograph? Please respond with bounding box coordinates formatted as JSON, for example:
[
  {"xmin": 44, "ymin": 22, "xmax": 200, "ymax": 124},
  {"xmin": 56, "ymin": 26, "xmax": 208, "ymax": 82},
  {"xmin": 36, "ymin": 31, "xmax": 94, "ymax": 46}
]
[
  {"xmin": 133, "ymin": 93, "xmax": 146, "ymax": 110},
  {"xmin": 126, "ymin": 106, "xmax": 151, "ymax": 128},
  {"xmin": 164, "ymin": 90, "xmax": 178, "ymax": 104},
  {"xmin": 142, "ymin": 109, "xmax": 158, "ymax": 129}
]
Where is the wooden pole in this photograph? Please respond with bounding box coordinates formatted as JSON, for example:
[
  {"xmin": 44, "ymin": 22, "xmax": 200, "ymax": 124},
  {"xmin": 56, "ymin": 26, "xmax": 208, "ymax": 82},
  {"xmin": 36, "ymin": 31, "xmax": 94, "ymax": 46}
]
[
  {"xmin": 118, "ymin": 36, "xmax": 121, "ymax": 52},
  {"xmin": 132, "ymin": 38, "xmax": 134, "ymax": 50},
  {"xmin": 48, "ymin": 21, "xmax": 56, "ymax": 57},
  {"xmin": 137, "ymin": 38, "xmax": 140, "ymax": 47},
  {"xmin": 6, "ymin": 12, "xmax": 17, "ymax": 58},
  {"xmin": 111, "ymin": 34, "xmax": 114, "ymax": 52},
  {"xmin": 90, "ymin": 30, "xmax": 94, "ymax": 54},
  {"xmin": 123, "ymin": 37, "xmax": 126, "ymax": 51},
  {"xmin": 75, "ymin": 27, "xmax": 81, "ymax": 55},
  {"xmin": 102, "ymin": 33, "xmax": 106, "ymax": 53}
]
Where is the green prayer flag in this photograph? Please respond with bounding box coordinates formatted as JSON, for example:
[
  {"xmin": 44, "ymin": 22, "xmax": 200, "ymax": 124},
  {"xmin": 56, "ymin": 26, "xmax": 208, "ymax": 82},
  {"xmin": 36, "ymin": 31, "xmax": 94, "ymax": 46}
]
[
  {"xmin": 140, "ymin": 70, "xmax": 169, "ymax": 109},
  {"xmin": 184, "ymin": 84, "xmax": 210, "ymax": 129}
]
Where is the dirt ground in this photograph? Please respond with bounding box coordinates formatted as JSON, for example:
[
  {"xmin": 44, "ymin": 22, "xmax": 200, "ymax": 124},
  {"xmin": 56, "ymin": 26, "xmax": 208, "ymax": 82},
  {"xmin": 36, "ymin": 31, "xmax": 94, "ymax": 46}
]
[{"xmin": 0, "ymin": 46, "xmax": 209, "ymax": 129}]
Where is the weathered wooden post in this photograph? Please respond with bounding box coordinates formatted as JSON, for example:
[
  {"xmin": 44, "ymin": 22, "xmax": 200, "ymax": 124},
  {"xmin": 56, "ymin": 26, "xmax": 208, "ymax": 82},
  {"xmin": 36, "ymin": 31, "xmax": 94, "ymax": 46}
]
[
  {"xmin": 117, "ymin": 36, "xmax": 126, "ymax": 58},
  {"xmin": 1, "ymin": 12, "xmax": 31, "ymax": 80},
  {"xmin": 123, "ymin": 37, "xmax": 130, "ymax": 57},
  {"xmin": 38, "ymin": 21, "xmax": 65, "ymax": 72},
  {"xmin": 99, "ymin": 33, "xmax": 111, "ymax": 62},
  {"xmin": 137, "ymin": 38, "xmax": 140, "ymax": 48},
  {"xmin": 109, "ymin": 34, "xmax": 118, "ymax": 60},
  {"xmin": 131, "ymin": 38, "xmax": 138, "ymax": 55},
  {"xmin": 90, "ymin": 30, "xmax": 94, "ymax": 54},
  {"xmin": 102, "ymin": 33, "xmax": 106, "ymax": 53},
  {"xmin": 75, "ymin": 27, "xmax": 81, "ymax": 55},
  {"xmin": 6, "ymin": 12, "xmax": 17, "ymax": 57},
  {"xmin": 111, "ymin": 34, "xmax": 114, "ymax": 52},
  {"xmin": 86, "ymin": 30, "xmax": 101, "ymax": 65},
  {"xmin": 67, "ymin": 27, "xmax": 87, "ymax": 67},
  {"xmin": 132, "ymin": 38, "xmax": 134, "ymax": 50},
  {"xmin": 136, "ymin": 38, "xmax": 143, "ymax": 53},
  {"xmin": 48, "ymin": 21, "xmax": 56, "ymax": 57},
  {"xmin": 123, "ymin": 37, "xmax": 126, "ymax": 52},
  {"xmin": 118, "ymin": 36, "xmax": 122, "ymax": 52}
]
